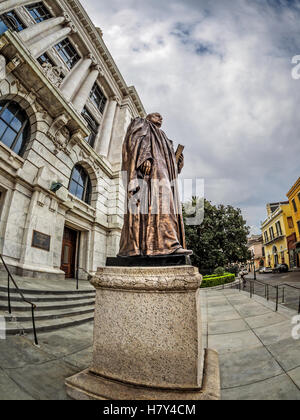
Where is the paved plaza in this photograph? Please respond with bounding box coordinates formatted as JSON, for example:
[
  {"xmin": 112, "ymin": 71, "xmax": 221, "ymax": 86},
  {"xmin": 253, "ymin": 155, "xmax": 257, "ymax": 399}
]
[{"xmin": 0, "ymin": 282, "xmax": 300, "ymax": 400}]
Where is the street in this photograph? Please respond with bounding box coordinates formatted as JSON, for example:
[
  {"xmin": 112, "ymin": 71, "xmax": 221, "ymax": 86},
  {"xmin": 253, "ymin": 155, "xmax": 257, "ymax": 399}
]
[
  {"xmin": 243, "ymin": 271, "xmax": 300, "ymax": 313},
  {"xmin": 246, "ymin": 271, "xmax": 300, "ymax": 286}
]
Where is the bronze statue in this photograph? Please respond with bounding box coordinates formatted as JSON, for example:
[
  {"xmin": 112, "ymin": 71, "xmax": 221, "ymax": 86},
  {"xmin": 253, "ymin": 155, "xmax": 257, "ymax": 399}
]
[{"xmin": 118, "ymin": 112, "xmax": 192, "ymax": 257}]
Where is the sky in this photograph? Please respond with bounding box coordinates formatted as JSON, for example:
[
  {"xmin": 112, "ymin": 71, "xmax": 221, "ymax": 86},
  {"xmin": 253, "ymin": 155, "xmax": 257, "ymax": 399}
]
[{"xmin": 81, "ymin": 0, "xmax": 300, "ymax": 234}]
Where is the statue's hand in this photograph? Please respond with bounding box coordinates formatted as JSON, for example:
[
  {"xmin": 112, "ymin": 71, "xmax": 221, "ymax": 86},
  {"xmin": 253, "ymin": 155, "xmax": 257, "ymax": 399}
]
[{"xmin": 141, "ymin": 160, "xmax": 152, "ymax": 176}]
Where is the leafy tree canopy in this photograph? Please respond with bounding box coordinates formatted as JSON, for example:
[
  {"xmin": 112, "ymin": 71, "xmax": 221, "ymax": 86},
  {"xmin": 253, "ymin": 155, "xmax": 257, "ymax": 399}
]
[{"xmin": 183, "ymin": 197, "xmax": 250, "ymax": 271}]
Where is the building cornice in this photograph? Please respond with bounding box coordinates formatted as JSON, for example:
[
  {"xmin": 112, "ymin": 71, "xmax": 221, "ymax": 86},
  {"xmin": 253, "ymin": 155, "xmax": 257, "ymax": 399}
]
[
  {"xmin": 261, "ymin": 207, "xmax": 283, "ymax": 229},
  {"xmin": 287, "ymin": 177, "xmax": 300, "ymax": 199}
]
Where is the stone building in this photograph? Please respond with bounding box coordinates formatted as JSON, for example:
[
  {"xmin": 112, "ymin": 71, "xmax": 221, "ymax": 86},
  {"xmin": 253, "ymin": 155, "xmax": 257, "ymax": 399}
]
[
  {"xmin": 286, "ymin": 177, "xmax": 300, "ymax": 269},
  {"xmin": 247, "ymin": 234, "xmax": 264, "ymax": 270},
  {"xmin": 261, "ymin": 202, "xmax": 294, "ymax": 269},
  {"xmin": 0, "ymin": 0, "xmax": 146, "ymax": 280}
]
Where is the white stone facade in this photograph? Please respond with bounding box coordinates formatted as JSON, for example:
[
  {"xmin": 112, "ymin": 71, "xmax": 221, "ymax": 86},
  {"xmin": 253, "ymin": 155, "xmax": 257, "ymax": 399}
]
[{"xmin": 0, "ymin": 0, "xmax": 146, "ymax": 280}]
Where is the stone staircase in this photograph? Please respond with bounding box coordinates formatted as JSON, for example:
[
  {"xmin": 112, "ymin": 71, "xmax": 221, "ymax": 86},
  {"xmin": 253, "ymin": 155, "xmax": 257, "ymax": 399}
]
[{"xmin": 0, "ymin": 284, "xmax": 96, "ymax": 336}]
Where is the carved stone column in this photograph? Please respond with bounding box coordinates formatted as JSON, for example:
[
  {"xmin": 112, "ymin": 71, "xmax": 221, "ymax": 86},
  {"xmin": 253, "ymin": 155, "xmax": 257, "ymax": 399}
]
[
  {"xmin": 19, "ymin": 16, "xmax": 65, "ymax": 44},
  {"xmin": 29, "ymin": 22, "xmax": 75, "ymax": 58},
  {"xmin": 0, "ymin": 0, "xmax": 30, "ymax": 14},
  {"xmin": 97, "ymin": 97, "xmax": 118, "ymax": 157},
  {"xmin": 72, "ymin": 64, "xmax": 102, "ymax": 112},
  {"xmin": 60, "ymin": 56, "xmax": 93, "ymax": 103}
]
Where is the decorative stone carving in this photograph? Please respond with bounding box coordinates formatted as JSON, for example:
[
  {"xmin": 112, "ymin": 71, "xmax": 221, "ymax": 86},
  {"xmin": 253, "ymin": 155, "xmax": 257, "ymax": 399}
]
[
  {"xmin": 63, "ymin": 12, "xmax": 72, "ymax": 23},
  {"xmin": 67, "ymin": 21, "xmax": 77, "ymax": 34},
  {"xmin": 0, "ymin": 55, "xmax": 6, "ymax": 80},
  {"xmin": 6, "ymin": 54, "xmax": 24, "ymax": 74},
  {"xmin": 93, "ymin": 64, "xmax": 104, "ymax": 78},
  {"xmin": 11, "ymin": 79, "xmax": 28, "ymax": 95},
  {"xmin": 48, "ymin": 114, "xmax": 71, "ymax": 154},
  {"xmin": 0, "ymin": 36, "xmax": 9, "ymax": 50},
  {"xmin": 88, "ymin": 53, "xmax": 97, "ymax": 65},
  {"xmin": 41, "ymin": 62, "xmax": 64, "ymax": 88},
  {"xmin": 37, "ymin": 191, "xmax": 48, "ymax": 207},
  {"xmin": 91, "ymin": 266, "xmax": 202, "ymax": 291}
]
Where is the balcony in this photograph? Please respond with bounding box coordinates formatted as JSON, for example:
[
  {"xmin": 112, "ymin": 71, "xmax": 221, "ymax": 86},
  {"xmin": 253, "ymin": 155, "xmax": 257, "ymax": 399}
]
[{"xmin": 263, "ymin": 233, "xmax": 285, "ymax": 245}]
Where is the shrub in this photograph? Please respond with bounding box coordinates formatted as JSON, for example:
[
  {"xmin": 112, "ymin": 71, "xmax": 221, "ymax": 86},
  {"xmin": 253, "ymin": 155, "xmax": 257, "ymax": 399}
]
[
  {"xmin": 200, "ymin": 273, "xmax": 235, "ymax": 288},
  {"xmin": 214, "ymin": 267, "xmax": 225, "ymax": 276}
]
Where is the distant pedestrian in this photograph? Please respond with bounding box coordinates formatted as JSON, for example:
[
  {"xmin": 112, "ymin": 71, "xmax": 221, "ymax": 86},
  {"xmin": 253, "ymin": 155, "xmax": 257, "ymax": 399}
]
[{"xmin": 240, "ymin": 272, "xmax": 247, "ymax": 289}]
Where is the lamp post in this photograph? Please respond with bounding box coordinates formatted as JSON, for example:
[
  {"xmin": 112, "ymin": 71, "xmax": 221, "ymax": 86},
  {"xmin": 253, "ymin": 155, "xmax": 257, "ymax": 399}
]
[{"xmin": 252, "ymin": 250, "xmax": 257, "ymax": 281}]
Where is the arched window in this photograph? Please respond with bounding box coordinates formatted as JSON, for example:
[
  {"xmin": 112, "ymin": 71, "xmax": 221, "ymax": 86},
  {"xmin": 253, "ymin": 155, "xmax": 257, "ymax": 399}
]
[
  {"xmin": 0, "ymin": 100, "xmax": 30, "ymax": 156},
  {"xmin": 69, "ymin": 165, "xmax": 92, "ymax": 205}
]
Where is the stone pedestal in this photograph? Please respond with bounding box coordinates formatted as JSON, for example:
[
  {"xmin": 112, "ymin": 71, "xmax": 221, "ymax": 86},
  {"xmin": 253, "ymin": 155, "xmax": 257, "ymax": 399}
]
[{"xmin": 65, "ymin": 266, "xmax": 220, "ymax": 400}]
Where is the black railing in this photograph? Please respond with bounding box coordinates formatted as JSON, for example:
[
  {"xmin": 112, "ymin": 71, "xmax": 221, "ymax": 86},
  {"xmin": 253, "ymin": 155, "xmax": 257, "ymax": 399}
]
[
  {"xmin": 218, "ymin": 277, "xmax": 300, "ymax": 314},
  {"xmin": 0, "ymin": 254, "xmax": 38, "ymax": 345},
  {"xmin": 75, "ymin": 267, "xmax": 92, "ymax": 290},
  {"xmin": 237, "ymin": 277, "xmax": 300, "ymax": 314}
]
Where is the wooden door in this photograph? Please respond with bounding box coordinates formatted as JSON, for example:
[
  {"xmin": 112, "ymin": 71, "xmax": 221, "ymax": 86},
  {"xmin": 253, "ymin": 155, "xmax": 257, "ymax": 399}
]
[{"xmin": 61, "ymin": 227, "xmax": 77, "ymax": 278}]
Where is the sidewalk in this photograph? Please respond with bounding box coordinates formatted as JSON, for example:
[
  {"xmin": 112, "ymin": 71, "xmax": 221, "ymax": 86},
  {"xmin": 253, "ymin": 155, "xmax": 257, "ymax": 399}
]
[{"xmin": 202, "ymin": 288, "xmax": 300, "ymax": 400}]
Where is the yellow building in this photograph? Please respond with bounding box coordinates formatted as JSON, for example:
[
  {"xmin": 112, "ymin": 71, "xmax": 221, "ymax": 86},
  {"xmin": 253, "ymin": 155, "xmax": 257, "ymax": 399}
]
[
  {"xmin": 261, "ymin": 202, "xmax": 294, "ymax": 268},
  {"xmin": 287, "ymin": 178, "xmax": 300, "ymax": 268}
]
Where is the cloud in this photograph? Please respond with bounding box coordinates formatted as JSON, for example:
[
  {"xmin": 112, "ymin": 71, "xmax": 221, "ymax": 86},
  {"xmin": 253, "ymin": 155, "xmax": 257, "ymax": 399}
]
[{"xmin": 81, "ymin": 0, "xmax": 300, "ymax": 232}]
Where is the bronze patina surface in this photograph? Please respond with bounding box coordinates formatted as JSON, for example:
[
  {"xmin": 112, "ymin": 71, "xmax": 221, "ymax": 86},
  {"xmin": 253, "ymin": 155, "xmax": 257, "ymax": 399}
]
[{"xmin": 119, "ymin": 113, "xmax": 191, "ymax": 257}]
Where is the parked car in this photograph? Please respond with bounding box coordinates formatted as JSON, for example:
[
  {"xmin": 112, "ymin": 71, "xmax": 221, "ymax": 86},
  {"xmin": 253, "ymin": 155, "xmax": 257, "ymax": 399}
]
[
  {"xmin": 259, "ymin": 267, "xmax": 273, "ymax": 274},
  {"xmin": 272, "ymin": 264, "xmax": 289, "ymax": 273}
]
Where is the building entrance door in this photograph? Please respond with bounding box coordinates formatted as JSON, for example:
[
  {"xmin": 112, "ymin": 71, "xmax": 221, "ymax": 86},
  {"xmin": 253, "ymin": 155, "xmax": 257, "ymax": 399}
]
[{"xmin": 61, "ymin": 227, "xmax": 77, "ymax": 278}]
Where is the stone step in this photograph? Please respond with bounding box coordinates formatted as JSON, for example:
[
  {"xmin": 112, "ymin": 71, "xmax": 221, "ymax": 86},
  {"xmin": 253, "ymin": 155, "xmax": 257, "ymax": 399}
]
[
  {"xmin": 0, "ymin": 297, "xmax": 95, "ymax": 312},
  {"xmin": 0, "ymin": 285, "xmax": 95, "ymax": 296},
  {"xmin": 2, "ymin": 305, "xmax": 95, "ymax": 322},
  {"xmin": 0, "ymin": 290, "xmax": 96, "ymax": 303},
  {"xmin": 3, "ymin": 313, "xmax": 94, "ymax": 335}
]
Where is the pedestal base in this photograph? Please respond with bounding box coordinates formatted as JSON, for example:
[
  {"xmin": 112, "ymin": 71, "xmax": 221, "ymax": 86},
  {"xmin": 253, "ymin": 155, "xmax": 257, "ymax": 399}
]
[
  {"xmin": 65, "ymin": 349, "xmax": 220, "ymax": 400},
  {"xmin": 65, "ymin": 265, "xmax": 220, "ymax": 400}
]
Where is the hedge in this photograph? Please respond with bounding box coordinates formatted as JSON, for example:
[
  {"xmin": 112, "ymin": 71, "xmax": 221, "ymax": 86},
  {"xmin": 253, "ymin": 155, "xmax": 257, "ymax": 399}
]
[{"xmin": 200, "ymin": 273, "xmax": 235, "ymax": 288}]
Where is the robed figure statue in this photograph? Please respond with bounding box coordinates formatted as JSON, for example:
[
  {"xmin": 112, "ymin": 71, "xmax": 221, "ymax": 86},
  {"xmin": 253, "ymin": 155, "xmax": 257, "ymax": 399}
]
[{"xmin": 118, "ymin": 113, "xmax": 192, "ymax": 257}]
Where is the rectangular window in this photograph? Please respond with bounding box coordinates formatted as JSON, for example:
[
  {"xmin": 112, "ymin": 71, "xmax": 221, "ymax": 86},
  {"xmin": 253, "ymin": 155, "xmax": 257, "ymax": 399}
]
[
  {"xmin": 275, "ymin": 221, "xmax": 282, "ymax": 236},
  {"xmin": 37, "ymin": 53, "xmax": 55, "ymax": 67},
  {"xmin": 288, "ymin": 217, "xmax": 294, "ymax": 229},
  {"xmin": 269, "ymin": 227, "xmax": 274, "ymax": 240},
  {"xmin": 298, "ymin": 221, "xmax": 300, "ymax": 237},
  {"xmin": 55, "ymin": 38, "xmax": 80, "ymax": 70},
  {"xmin": 292, "ymin": 199, "xmax": 297, "ymax": 213},
  {"xmin": 89, "ymin": 83, "xmax": 107, "ymax": 114},
  {"xmin": 0, "ymin": 11, "xmax": 25, "ymax": 35},
  {"xmin": 298, "ymin": 192, "xmax": 300, "ymax": 204},
  {"xmin": 26, "ymin": 2, "xmax": 52, "ymax": 23},
  {"xmin": 81, "ymin": 107, "xmax": 99, "ymax": 148},
  {"xmin": 264, "ymin": 232, "xmax": 269, "ymax": 243}
]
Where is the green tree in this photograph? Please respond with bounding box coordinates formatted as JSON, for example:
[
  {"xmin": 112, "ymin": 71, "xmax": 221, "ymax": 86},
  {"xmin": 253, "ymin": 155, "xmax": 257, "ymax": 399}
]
[{"xmin": 183, "ymin": 198, "xmax": 250, "ymax": 272}]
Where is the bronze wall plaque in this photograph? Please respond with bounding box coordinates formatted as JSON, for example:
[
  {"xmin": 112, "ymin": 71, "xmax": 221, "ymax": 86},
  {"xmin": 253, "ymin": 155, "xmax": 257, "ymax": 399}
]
[{"xmin": 32, "ymin": 230, "xmax": 51, "ymax": 252}]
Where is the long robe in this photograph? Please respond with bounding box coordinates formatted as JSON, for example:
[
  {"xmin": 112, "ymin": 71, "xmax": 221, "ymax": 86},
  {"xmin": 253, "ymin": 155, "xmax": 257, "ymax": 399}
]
[{"xmin": 118, "ymin": 117, "xmax": 186, "ymax": 257}]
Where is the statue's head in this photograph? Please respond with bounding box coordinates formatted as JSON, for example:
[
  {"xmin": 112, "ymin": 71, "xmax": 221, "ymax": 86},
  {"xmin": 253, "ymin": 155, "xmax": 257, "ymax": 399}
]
[{"xmin": 146, "ymin": 113, "xmax": 163, "ymax": 128}]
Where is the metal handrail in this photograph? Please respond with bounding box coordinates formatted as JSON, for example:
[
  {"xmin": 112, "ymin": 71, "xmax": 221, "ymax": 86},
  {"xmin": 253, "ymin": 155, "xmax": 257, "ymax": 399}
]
[
  {"xmin": 244, "ymin": 277, "xmax": 300, "ymax": 314},
  {"xmin": 0, "ymin": 254, "xmax": 38, "ymax": 345},
  {"xmin": 75, "ymin": 267, "xmax": 92, "ymax": 290}
]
